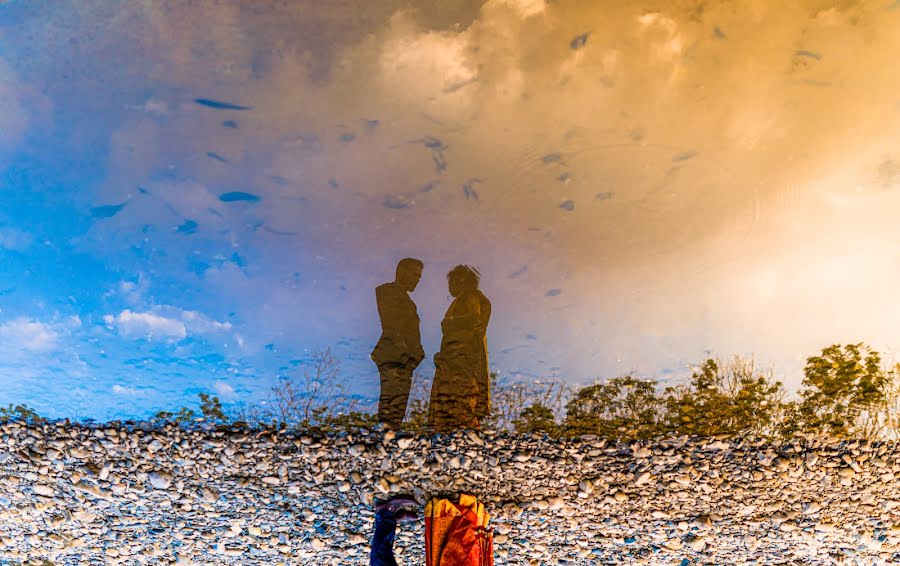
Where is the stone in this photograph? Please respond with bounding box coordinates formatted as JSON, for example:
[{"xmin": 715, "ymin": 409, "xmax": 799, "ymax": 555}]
[
  {"xmin": 32, "ymin": 484, "xmax": 54, "ymax": 497},
  {"xmin": 148, "ymin": 471, "xmax": 172, "ymax": 490}
]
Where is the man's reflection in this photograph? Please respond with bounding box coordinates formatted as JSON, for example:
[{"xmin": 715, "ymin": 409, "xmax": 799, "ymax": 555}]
[{"xmin": 372, "ymin": 258, "xmax": 425, "ymax": 428}]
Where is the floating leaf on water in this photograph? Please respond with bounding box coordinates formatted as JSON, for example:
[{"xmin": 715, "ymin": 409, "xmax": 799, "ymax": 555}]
[
  {"xmin": 194, "ymin": 98, "xmax": 253, "ymax": 110},
  {"xmin": 419, "ymin": 180, "xmax": 439, "ymax": 193},
  {"xmin": 90, "ymin": 202, "xmax": 127, "ymax": 219},
  {"xmin": 176, "ymin": 220, "xmax": 198, "ymax": 234},
  {"xmin": 570, "ymin": 33, "xmax": 589, "ymax": 50},
  {"xmin": 433, "ymin": 153, "xmax": 448, "ymax": 173},
  {"xmin": 206, "ymin": 151, "xmax": 229, "ymax": 163},
  {"xmin": 383, "ymin": 194, "xmax": 412, "ymax": 209},
  {"xmin": 672, "ymin": 151, "xmax": 698, "ymax": 162},
  {"xmin": 422, "ymin": 136, "xmax": 446, "ymax": 151},
  {"xmin": 263, "ymin": 225, "xmax": 299, "ymax": 236},
  {"xmin": 508, "ymin": 265, "xmax": 528, "ymax": 278},
  {"xmin": 219, "ymin": 192, "xmax": 261, "ymax": 203},
  {"xmin": 541, "ymin": 153, "xmax": 563, "ymax": 165},
  {"xmin": 794, "ymin": 50, "xmax": 822, "ymax": 60},
  {"xmin": 462, "ymin": 179, "xmax": 481, "ymax": 201}
]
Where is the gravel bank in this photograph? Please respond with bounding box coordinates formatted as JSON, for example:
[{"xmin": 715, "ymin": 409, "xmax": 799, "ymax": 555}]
[{"xmin": 0, "ymin": 418, "xmax": 898, "ymax": 565}]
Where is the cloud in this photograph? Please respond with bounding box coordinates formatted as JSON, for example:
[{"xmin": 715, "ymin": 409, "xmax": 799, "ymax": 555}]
[
  {"xmin": 105, "ymin": 310, "xmax": 187, "ymax": 341},
  {"xmin": 0, "ymin": 318, "xmax": 59, "ymax": 352},
  {"xmin": 104, "ymin": 306, "xmax": 232, "ymax": 342},
  {"xmin": 178, "ymin": 309, "xmax": 233, "ymax": 334},
  {"xmin": 112, "ymin": 384, "xmax": 139, "ymax": 395},
  {"xmin": 212, "ymin": 381, "xmax": 236, "ymax": 399},
  {"xmin": 0, "ymin": 227, "xmax": 33, "ymax": 251}
]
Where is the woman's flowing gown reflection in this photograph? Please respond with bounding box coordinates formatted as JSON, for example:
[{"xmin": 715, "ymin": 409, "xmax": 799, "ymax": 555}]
[{"xmin": 428, "ymin": 265, "xmax": 491, "ymax": 432}]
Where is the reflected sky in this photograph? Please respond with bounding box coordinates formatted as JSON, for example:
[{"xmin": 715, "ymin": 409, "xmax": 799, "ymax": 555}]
[{"xmin": 3, "ymin": 0, "xmax": 900, "ymax": 421}]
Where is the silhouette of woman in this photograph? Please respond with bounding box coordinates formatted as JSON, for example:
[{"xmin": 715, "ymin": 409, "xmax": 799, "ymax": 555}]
[{"xmin": 428, "ymin": 265, "xmax": 491, "ymax": 432}]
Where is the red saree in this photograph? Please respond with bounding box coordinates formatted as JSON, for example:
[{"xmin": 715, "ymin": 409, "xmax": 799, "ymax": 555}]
[{"xmin": 425, "ymin": 494, "xmax": 494, "ymax": 566}]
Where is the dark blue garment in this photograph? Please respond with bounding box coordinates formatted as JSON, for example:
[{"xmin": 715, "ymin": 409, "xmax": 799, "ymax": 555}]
[{"xmin": 370, "ymin": 508, "xmax": 398, "ymax": 566}]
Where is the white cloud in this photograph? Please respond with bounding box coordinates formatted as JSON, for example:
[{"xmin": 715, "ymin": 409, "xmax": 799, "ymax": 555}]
[
  {"xmin": 105, "ymin": 306, "xmax": 232, "ymax": 342},
  {"xmin": 0, "ymin": 318, "xmax": 59, "ymax": 352},
  {"xmin": 212, "ymin": 381, "xmax": 236, "ymax": 399},
  {"xmin": 112, "ymin": 384, "xmax": 139, "ymax": 395},
  {"xmin": 0, "ymin": 227, "xmax": 33, "ymax": 251},
  {"xmin": 108, "ymin": 310, "xmax": 187, "ymax": 341},
  {"xmin": 179, "ymin": 309, "xmax": 232, "ymax": 334}
]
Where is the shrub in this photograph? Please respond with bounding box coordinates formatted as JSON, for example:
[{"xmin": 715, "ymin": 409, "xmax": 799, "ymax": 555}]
[
  {"xmin": 485, "ymin": 373, "xmax": 569, "ymax": 432},
  {"xmin": 564, "ymin": 376, "xmax": 664, "ymax": 439},
  {"xmin": 513, "ymin": 403, "xmax": 559, "ymax": 436},
  {"xmin": 0, "ymin": 404, "xmax": 46, "ymax": 423},
  {"xmin": 663, "ymin": 356, "xmax": 785, "ymax": 439},
  {"xmin": 198, "ymin": 393, "xmax": 227, "ymax": 423},
  {"xmin": 795, "ymin": 343, "xmax": 888, "ymax": 438}
]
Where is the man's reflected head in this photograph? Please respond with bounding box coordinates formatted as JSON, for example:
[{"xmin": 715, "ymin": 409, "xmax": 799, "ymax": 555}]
[{"xmin": 396, "ymin": 258, "xmax": 424, "ymax": 292}]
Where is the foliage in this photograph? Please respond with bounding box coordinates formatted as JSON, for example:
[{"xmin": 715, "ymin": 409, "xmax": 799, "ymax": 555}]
[
  {"xmin": 402, "ymin": 370, "xmax": 569, "ymax": 433},
  {"xmin": 153, "ymin": 407, "xmax": 196, "ymax": 424},
  {"xmin": 138, "ymin": 342, "xmax": 900, "ymax": 441},
  {"xmin": 218, "ymin": 348, "xmax": 368, "ymax": 429},
  {"xmin": 315, "ymin": 410, "xmax": 380, "ymax": 430},
  {"xmin": 662, "ymin": 356, "xmax": 785, "ymax": 438},
  {"xmin": 796, "ymin": 343, "xmax": 888, "ymax": 438},
  {"xmin": 198, "ymin": 393, "xmax": 228, "ymax": 422},
  {"xmin": 513, "ymin": 403, "xmax": 559, "ymax": 435},
  {"xmin": 775, "ymin": 400, "xmax": 804, "ymax": 440},
  {"xmin": 485, "ymin": 373, "xmax": 569, "ymax": 432},
  {"xmin": 262, "ymin": 348, "xmax": 363, "ymax": 427},
  {"xmin": 563, "ymin": 376, "xmax": 664, "ymax": 439},
  {"xmin": 0, "ymin": 404, "xmax": 46, "ymax": 423}
]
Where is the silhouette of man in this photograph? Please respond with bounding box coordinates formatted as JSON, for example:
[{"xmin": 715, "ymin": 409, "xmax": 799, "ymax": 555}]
[{"xmin": 372, "ymin": 258, "xmax": 425, "ymax": 428}]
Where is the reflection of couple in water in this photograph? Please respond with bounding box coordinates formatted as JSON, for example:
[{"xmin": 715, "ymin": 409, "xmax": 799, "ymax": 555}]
[
  {"xmin": 372, "ymin": 258, "xmax": 491, "ymax": 432},
  {"xmin": 370, "ymin": 259, "xmax": 496, "ymax": 565}
]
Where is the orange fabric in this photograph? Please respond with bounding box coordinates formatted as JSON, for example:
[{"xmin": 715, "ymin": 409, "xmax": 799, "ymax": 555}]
[{"xmin": 425, "ymin": 495, "xmax": 494, "ymax": 566}]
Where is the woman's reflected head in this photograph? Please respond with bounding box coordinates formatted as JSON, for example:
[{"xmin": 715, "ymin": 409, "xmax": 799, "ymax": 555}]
[{"xmin": 447, "ymin": 265, "xmax": 480, "ymax": 297}]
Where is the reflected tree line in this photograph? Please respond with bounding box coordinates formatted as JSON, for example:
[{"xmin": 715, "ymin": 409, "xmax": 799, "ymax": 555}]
[{"xmin": 5, "ymin": 342, "xmax": 900, "ymax": 441}]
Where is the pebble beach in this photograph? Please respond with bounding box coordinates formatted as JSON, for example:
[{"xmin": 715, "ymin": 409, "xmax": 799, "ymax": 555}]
[{"xmin": 1, "ymin": 418, "xmax": 898, "ymax": 565}]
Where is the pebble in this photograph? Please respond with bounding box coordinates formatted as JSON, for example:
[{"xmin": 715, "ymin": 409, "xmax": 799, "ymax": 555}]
[{"xmin": 148, "ymin": 471, "xmax": 172, "ymax": 490}]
